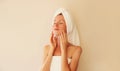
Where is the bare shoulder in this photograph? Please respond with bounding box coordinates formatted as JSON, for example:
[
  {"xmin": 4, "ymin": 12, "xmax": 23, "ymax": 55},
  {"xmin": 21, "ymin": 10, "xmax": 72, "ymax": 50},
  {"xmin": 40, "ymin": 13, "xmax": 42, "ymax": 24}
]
[
  {"xmin": 43, "ymin": 44, "xmax": 50, "ymax": 55},
  {"xmin": 44, "ymin": 44, "xmax": 50, "ymax": 50},
  {"xmin": 70, "ymin": 45, "xmax": 82, "ymax": 58},
  {"xmin": 74, "ymin": 46, "xmax": 82, "ymax": 54}
]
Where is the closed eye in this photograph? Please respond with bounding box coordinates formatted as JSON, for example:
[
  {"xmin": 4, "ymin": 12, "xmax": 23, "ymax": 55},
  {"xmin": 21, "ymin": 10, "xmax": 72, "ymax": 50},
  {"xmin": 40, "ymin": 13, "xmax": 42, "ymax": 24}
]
[{"xmin": 59, "ymin": 23, "xmax": 63, "ymax": 24}]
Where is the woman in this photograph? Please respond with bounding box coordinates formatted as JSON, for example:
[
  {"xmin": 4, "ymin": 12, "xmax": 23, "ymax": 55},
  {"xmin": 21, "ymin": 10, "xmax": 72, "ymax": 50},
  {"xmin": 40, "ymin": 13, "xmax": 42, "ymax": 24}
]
[{"xmin": 40, "ymin": 8, "xmax": 82, "ymax": 71}]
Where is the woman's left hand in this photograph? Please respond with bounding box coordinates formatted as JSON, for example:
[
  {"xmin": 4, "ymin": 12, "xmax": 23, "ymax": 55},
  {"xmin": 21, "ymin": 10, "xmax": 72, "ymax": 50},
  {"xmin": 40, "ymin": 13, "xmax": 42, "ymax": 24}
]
[{"xmin": 59, "ymin": 31, "xmax": 68, "ymax": 52}]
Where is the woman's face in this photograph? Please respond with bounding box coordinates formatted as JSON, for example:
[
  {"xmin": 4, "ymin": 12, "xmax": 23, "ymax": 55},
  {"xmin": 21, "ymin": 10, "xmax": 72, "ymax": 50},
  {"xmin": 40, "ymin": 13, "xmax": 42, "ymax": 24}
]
[{"xmin": 52, "ymin": 14, "xmax": 67, "ymax": 37}]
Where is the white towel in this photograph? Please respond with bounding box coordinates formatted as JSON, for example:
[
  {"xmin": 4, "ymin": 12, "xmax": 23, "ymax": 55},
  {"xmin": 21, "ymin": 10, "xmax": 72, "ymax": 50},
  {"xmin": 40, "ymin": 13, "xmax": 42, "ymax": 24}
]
[
  {"xmin": 51, "ymin": 8, "xmax": 80, "ymax": 46},
  {"xmin": 50, "ymin": 56, "xmax": 71, "ymax": 71}
]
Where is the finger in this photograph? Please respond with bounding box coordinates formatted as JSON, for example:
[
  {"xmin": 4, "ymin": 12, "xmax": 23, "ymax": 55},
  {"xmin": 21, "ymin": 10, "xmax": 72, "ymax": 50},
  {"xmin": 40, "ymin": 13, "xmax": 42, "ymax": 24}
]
[
  {"xmin": 50, "ymin": 32, "xmax": 54, "ymax": 43},
  {"xmin": 59, "ymin": 32, "xmax": 62, "ymax": 40},
  {"xmin": 53, "ymin": 37, "xmax": 57, "ymax": 43},
  {"xmin": 62, "ymin": 31, "xmax": 67, "ymax": 39},
  {"xmin": 50, "ymin": 32, "xmax": 52, "ymax": 41},
  {"xmin": 58, "ymin": 31, "xmax": 61, "ymax": 36},
  {"xmin": 63, "ymin": 31, "xmax": 66, "ymax": 38},
  {"xmin": 64, "ymin": 32, "xmax": 67, "ymax": 38},
  {"xmin": 61, "ymin": 31, "xmax": 68, "ymax": 45},
  {"xmin": 62, "ymin": 31, "xmax": 65, "ymax": 39},
  {"xmin": 60, "ymin": 32, "xmax": 64, "ymax": 44},
  {"xmin": 61, "ymin": 31, "xmax": 64, "ymax": 41},
  {"xmin": 53, "ymin": 37, "xmax": 56, "ymax": 47},
  {"xmin": 59, "ymin": 33, "xmax": 62, "ymax": 42}
]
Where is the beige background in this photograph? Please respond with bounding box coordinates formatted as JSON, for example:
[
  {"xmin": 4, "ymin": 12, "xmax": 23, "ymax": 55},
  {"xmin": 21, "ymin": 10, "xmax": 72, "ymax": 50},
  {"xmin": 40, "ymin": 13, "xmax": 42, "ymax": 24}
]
[{"xmin": 0, "ymin": 0, "xmax": 120, "ymax": 71}]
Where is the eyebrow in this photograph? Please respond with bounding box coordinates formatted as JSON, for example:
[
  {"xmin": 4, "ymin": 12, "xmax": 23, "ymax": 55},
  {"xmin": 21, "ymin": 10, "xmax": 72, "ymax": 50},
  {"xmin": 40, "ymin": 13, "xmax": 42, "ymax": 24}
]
[{"xmin": 54, "ymin": 19, "xmax": 65, "ymax": 22}]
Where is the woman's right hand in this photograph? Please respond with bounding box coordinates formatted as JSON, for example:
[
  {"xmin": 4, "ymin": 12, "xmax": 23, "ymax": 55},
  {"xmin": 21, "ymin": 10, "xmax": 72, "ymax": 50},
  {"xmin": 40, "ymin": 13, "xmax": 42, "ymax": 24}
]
[{"xmin": 49, "ymin": 32, "xmax": 57, "ymax": 51}]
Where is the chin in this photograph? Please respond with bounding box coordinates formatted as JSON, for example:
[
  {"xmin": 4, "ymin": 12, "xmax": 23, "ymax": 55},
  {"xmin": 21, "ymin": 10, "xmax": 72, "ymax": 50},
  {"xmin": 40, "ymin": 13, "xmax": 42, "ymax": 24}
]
[
  {"xmin": 52, "ymin": 32, "xmax": 58, "ymax": 37},
  {"xmin": 53, "ymin": 33, "xmax": 58, "ymax": 37},
  {"xmin": 53, "ymin": 30, "xmax": 58, "ymax": 34}
]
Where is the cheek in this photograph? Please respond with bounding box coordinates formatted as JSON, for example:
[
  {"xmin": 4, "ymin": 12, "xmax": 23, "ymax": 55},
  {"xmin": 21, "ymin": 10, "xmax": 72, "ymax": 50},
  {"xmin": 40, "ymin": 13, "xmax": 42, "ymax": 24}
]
[
  {"xmin": 59, "ymin": 27, "xmax": 67, "ymax": 32},
  {"xmin": 60, "ymin": 24, "xmax": 66, "ymax": 29}
]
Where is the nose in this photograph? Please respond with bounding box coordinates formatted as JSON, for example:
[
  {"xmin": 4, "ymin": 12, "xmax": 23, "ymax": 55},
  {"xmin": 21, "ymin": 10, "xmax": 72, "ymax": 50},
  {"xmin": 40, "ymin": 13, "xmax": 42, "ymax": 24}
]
[
  {"xmin": 53, "ymin": 23, "xmax": 59, "ymax": 30},
  {"xmin": 54, "ymin": 23, "xmax": 59, "ymax": 27}
]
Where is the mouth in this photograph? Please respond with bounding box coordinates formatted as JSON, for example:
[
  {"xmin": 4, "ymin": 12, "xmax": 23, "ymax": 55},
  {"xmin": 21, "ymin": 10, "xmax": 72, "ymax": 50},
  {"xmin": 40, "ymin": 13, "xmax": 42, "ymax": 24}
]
[{"xmin": 54, "ymin": 28, "xmax": 59, "ymax": 30}]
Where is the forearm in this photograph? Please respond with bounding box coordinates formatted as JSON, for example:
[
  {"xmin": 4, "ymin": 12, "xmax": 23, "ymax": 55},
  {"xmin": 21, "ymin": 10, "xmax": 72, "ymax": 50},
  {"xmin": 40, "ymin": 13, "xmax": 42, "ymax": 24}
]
[
  {"xmin": 61, "ymin": 50, "xmax": 71, "ymax": 71},
  {"xmin": 40, "ymin": 48, "xmax": 54, "ymax": 71}
]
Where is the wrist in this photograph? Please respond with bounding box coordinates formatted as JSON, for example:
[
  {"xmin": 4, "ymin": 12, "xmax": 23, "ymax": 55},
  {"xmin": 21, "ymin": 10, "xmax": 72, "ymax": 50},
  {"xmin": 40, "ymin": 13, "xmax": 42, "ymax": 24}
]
[
  {"xmin": 61, "ymin": 49, "xmax": 67, "ymax": 54},
  {"xmin": 49, "ymin": 47, "xmax": 55, "ymax": 55},
  {"xmin": 61, "ymin": 47, "xmax": 67, "ymax": 52}
]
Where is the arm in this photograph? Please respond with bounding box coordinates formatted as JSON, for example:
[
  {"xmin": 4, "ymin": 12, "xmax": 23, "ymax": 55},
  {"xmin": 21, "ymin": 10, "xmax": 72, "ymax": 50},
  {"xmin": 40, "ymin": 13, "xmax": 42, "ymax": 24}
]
[
  {"xmin": 59, "ymin": 31, "xmax": 82, "ymax": 71},
  {"xmin": 61, "ymin": 49, "xmax": 70, "ymax": 71},
  {"xmin": 40, "ymin": 33, "xmax": 57, "ymax": 71},
  {"xmin": 61, "ymin": 46, "xmax": 82, "ymax": 71},
  {"xmin": 40, "ymin": 45, "xmax": 54, "ymax": 71},
  {"xmin": 59, "ymin": 31, "xmax": 70, "ymax": 71},
  {"xmin": 69, "ymin": 47, "xmax": 82, "ymax": 71}
]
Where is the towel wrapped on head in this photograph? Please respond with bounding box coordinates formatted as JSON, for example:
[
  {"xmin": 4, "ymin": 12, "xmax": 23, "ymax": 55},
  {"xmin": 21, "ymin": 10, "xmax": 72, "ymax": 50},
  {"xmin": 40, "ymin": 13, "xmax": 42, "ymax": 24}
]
[{"xmin": 51, "ymin": 8, "xmax": 80, "ymax": 46}]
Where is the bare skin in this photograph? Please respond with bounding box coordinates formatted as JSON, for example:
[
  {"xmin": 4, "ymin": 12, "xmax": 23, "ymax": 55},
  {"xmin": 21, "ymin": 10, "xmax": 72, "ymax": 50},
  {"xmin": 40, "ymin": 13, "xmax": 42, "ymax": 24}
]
[{"xmin": 40, "ymin": 14, "xmax": 82, "ymax": 71}]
